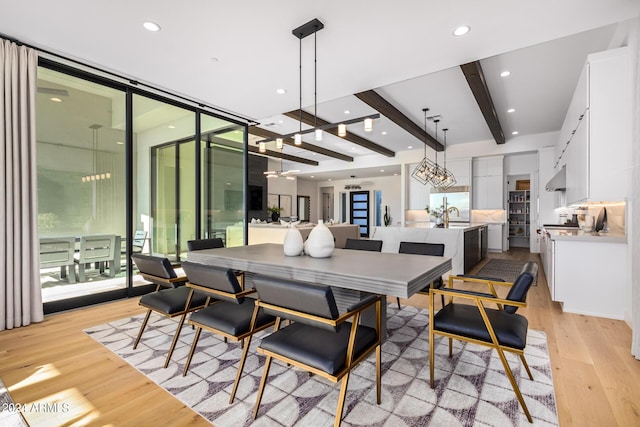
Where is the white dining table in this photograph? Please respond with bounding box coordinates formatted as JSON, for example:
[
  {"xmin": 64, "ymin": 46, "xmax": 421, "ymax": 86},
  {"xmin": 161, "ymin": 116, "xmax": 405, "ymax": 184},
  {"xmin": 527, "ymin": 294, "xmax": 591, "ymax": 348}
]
[{"xmin": 187, "ymin": 243, "xmax": 452, "ymax": 335}]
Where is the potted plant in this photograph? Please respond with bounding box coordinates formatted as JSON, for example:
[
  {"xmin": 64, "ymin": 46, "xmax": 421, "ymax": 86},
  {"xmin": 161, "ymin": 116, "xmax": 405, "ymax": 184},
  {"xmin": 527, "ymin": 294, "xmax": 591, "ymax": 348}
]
[
  {"xmin": 267, "ymin": 205, "xmax": 282, "ymax": 222},
  {"xmin": 425, "ymin": 205, "xmax": 445, "ymax": 227}
]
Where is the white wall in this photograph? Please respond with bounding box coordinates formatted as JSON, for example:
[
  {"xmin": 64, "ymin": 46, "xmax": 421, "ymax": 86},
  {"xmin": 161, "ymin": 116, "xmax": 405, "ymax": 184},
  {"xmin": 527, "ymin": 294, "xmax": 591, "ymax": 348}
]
[{"xmin": 296, "ymin": 178, "xmax": 318, "ymax": 222}]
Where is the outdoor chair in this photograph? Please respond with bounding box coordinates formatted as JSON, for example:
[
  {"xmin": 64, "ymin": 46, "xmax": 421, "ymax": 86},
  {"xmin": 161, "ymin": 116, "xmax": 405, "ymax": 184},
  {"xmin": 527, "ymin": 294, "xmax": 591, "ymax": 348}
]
[
  {"xmin": 245, "ymin": 275, "xmax": 382, "ymax": 427},
  {"xmin": 398, "ymin": 241, "xmax": 446, "ymax": 309},
  {"xmin": 74, "ymin": 234, "xmax": 117, "ymax": 282},
  {"xmin": 131, "ymin": 254, "xmax": 207, "ymax": 368},
  {"xmin": 39, "ymin": 237, "xmax": 77, "ymax": 283},
  {"xmin": 180, "ymin": 261, "xmax": 276, "ymax": 397},
  {"xmin": 429, "ymin": 261, "xmax": 538, "ymax": 423}
]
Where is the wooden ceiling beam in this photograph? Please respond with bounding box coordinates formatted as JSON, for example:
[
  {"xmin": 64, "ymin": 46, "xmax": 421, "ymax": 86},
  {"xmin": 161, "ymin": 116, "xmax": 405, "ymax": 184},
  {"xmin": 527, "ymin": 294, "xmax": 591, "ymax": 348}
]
[
  {"xmin": 460, "ymin": 61, "xmax": 505, "ymax": 145},
  {"xmin": 249, "ymin": 126, "xmax": 354, "ymax": 162},
  {"xmin": 247, "ymin": 145, "xmax": 319, "ymax": 165},
  {"xmin": 283, "ymin": 110, "xmax": 395, "ymax": 157},
  {"xmin": 354, "ymin": 90, "xmax": 444, "ymax": 152}
]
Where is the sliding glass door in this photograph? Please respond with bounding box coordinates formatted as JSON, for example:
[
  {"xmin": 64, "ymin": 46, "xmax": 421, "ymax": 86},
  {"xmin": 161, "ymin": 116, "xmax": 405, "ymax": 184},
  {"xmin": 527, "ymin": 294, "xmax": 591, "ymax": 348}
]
[{"xmin": 36, "ymin": 60, "xmax": 248, "ymax": 312}]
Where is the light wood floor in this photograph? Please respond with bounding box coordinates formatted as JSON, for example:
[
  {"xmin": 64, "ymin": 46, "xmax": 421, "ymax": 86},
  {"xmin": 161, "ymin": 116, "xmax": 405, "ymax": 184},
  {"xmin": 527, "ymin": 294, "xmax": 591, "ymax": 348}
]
[{"xmin": 1, "ymin": 249, "xmax": 639, "ymax": 426}]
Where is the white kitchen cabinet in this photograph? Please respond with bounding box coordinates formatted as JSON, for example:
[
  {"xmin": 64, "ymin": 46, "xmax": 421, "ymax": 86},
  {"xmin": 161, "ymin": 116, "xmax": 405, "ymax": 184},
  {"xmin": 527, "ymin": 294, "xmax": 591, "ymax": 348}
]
[
  {"xmin": 553, "ymin": 238, "xmax": 627, "ymax": 319},
  {"xmin": 472, "ymin": 156, "xmax": 504, "ymax": 209},
  {"xmin": 561, "ymin": 47, "xmax": 630, "ymax": 205}
]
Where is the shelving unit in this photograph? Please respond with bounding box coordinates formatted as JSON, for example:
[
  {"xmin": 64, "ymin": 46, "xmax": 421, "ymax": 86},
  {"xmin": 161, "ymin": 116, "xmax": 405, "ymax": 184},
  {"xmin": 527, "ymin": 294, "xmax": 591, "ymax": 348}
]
[{"xmin": 508, "ymin": 190, "xmax": 530, "ymax": 248}]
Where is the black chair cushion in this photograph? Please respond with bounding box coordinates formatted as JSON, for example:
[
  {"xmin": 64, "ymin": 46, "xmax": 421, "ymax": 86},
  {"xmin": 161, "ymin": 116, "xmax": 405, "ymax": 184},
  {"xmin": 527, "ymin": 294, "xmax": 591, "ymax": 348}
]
[
  {"xmin": 182, "ymin": 261, "xmax": 242, "ymax": 303},
  {"xmin": 344, "ymin": 238, "xmax": 383, "ymax": 252},
  {"xmin": 140, "ymin": 286, "xmax": 207, "ymax": 315},
  {"xmin": 253, "ymin": 276, "xmax": 340, "ymax": 332},
  {"xmin": 132, "ymin": 254, "xmax": 178, "ymax": 280},
  {"xmin": 190, "ymin": 299, "xmax": 274, "ymax": 337},
  {"xmin": 187, "ymin": 238, "xmax": 224, "ymax": 251},
  {"xmin": 433, "ymin": 303, "xmax": 528, "ymax": 349},
  {"xmin": 504, "ymin": 262, "xmax": 538, "ymax": 314},
  {"xmin": 260, "ymin": 322, "xmax": 377, "ymax": 375}
]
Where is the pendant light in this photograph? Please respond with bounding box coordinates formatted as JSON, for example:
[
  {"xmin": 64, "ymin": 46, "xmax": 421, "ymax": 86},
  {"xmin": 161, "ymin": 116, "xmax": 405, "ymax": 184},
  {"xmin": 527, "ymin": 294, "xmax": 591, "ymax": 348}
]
[{"xmin": 411, "ymin": 108, "xmax": 440, "ymax": 186}]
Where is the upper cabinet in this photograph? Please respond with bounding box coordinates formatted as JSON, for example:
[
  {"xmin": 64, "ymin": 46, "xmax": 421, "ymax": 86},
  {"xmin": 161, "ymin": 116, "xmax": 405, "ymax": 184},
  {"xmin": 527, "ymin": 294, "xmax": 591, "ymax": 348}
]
[
  {"xmin": 559, "ymin": 47, "xmax": 630, "ymax": 205},
  {"xmin": 472, "ymin": 156, "xmax": 504, "ymax": 210}
]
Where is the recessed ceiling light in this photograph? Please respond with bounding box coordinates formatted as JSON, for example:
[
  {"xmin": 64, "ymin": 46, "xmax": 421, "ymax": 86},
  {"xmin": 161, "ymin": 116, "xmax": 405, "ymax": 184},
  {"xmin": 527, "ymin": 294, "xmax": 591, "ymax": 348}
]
[
  {"xmin": 352, "ymin": 147, "xmax": 356, "ymax": 150},
  {"xmin": 278, "ymin": 120, "xmax": 284, "ymax": 124},
  {"xmin": 49, "ymin": 97, "xmax": 62, "ymax": 103},
  {"xmin": 328, "ymin": 178, "xmax": 332, "ymax": 181},
  {"xmin": 512, "ymin": 131, "xmax": 519, "ymax": 135},
  {"xmin": 143, "ymin": 21, "xmax": 161, "ymax": 32},
  {"xmin": 276, "ymin": 88, "xmax": 286, "ymax": 95},
  {"xmin": 408, "ymin": 146, "xmax": 413, "ymax": 149},
  {"xmin": 310, "ymin": 176, "xmax": 315, "ymax": 178},
  {"xmin": 507, "ymin": 108, "xmax": 515, "ymax": 113},
  {"xmin": 380, "ymin": 169, "xmax": 384, "ymax": 173},
  {"xmin": 116, "ymin": 141, "xmax": 124, "ymax": 145},
  {"xmin": 381, "ymin": 131, "xmax": 387, "ymax": 135},
  {"xmin": 168, "ymin": 125, "xmax": 176, "ymax": 129},
  {"xmin": 500, "ymin": 70, "xmax": 511, "ymax": 77},
  {"xmin": 312, "ymin": 153, "xmax": 317, "ymax": 156},
  {"xmin": 225, "ymin": 182, "xmax": 232, "ymax": 185},
  {"xmin": 344, "ymin": 110, "xmax": 351, "ymax": 115},
  {"xmin": 394, "ymin": 173, "xmax": 398, "ymax": 176},
  {"xmin": 453, "ymin": 26, "xmax": 471, "ymax": 36}
]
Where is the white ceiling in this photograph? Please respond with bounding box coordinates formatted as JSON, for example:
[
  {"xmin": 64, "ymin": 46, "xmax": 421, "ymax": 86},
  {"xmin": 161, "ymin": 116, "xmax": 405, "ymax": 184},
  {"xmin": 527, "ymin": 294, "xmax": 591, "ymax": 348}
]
[{"xmin": 2, "ymin": 1, "xmax": 638, "ymax": 179}]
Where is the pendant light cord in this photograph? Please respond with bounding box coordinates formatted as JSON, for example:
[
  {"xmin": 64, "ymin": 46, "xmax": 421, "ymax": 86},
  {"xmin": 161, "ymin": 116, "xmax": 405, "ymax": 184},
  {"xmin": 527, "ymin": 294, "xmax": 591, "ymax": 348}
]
[
  {"xmin": 299, "ymin": 37, "xmax": 302, "ymax": 133},
  {"xmin": 314, "ymin": 31, "xmax": 317, "ymax": 129}
]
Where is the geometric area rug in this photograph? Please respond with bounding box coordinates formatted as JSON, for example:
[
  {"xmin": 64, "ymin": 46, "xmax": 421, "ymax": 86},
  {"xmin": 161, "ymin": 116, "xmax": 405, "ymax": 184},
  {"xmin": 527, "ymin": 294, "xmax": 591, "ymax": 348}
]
[{"xmin": 85, "ymin": 304, "xmax": 558, "ymax": 426}]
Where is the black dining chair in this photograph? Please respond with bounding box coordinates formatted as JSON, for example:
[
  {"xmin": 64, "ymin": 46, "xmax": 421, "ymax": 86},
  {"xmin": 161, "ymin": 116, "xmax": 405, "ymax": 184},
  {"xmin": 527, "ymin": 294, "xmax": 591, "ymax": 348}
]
[
  {"xmin": 179, "ymin": 261, "xmax": 276, "ymax": 397},
  {"xmin": 429, "ymin": 262, "xmax": 538, "ymax": 423},
  {"xmin": 186, "ymin": 238, "xmax": 224, "ymax": 251},
  {"xmin": 344, "ymin": 238, "xmax": 383, "ymax": 252},
  {"xmin": 131, "ymin": 254, "xmax": 208, "ymax": 368},
  {"xmin": 397, "ymin": 241, "xmax": 446, "ymax": 309},
  {"xmin": 242, "ymin": 275, "xmax": 382, "ymax": 426}
]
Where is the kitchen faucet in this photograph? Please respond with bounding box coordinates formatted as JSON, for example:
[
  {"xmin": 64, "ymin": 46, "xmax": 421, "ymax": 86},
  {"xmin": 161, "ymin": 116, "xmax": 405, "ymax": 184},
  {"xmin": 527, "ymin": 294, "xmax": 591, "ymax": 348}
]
[{"xmin": 445, "ymin": 206, "xmax": 459, "ymax": 228}]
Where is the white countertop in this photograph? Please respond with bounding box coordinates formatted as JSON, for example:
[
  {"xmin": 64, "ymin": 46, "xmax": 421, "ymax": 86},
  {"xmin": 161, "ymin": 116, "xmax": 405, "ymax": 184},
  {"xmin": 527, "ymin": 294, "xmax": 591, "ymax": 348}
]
[
  {"xmin": 404, "ymin": 222, "xmax": 489, "ymax": 230},
  {"xmin": 545, "ymin": 228, "xmax": 626, "ymax": 243}
]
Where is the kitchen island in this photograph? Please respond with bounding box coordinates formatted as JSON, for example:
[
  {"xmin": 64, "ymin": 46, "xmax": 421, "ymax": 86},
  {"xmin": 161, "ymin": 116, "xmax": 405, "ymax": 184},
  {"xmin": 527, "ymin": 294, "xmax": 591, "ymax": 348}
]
[{"xmin": 370, "ymin": 223, "xmax": 488, "ymax": 275}]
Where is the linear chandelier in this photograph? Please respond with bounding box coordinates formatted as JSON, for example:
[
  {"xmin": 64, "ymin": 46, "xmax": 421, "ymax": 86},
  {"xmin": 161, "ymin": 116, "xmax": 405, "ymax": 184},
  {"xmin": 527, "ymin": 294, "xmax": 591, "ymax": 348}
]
[
  {"xmin": 256, "ymin": 18, "xmax": 379, "ymax": 149},
  {"xmin": 82, "ymin": 124, "xmax": 112, "ymax": 183}
]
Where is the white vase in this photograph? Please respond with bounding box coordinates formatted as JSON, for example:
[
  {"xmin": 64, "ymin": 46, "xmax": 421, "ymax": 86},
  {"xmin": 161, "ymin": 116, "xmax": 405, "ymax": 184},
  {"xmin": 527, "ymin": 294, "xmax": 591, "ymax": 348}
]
[
  {"xmin": 305, "ymin": 220, "xmax": 335, "ymax": 258},
  {"xmin": 283, "ymin": 226, "xmax": 304, "ymax": 256}
]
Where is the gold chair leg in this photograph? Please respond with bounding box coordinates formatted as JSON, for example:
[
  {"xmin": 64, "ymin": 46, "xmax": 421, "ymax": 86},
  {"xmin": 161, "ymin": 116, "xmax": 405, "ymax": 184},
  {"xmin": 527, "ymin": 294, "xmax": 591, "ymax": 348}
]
[
  {"xmin": 376, "ymin": 345, "xmax": 381, "ymax": 404},
  {"xmin": 164, "ymin": 313, "xmax": 188, "ymax": 368},
  {"xmin": 253, "ymin": 355, "xmax": 273, "ymax": 420},
  {"xmin": 520, "ymin": 353, "xmax": 534, "ymax": 380},
  {"xmin": 230, "ymin": 333, "xmax": 254, "ymax": 404},
  {"xmin": 182, "ymin": 326, "xmax": 203, "ymax": 376},
  {"xmin": 429, "ymin": 291, "xmax": 435, "ymax": 388},
  {"xmin": 334, "ymin": 372, "xmax": 351, "ymax": 427},
  {"xmin": 497, "ymin": 348, "xmax": 533, "ymax": 423},
  {"xmin": 133, "ymin": 309, "xmax": 152, "ymax": 349}
]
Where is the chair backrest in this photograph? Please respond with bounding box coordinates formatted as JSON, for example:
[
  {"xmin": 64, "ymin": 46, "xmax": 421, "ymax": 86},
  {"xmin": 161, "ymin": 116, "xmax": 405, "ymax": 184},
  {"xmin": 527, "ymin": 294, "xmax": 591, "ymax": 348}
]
[
  {"xmin": 131, "ymin": 254, "xmax": 177, "ymax": 279},
  {"xmin": 399, "ymin": 241, "xmax": 445, "ymax": 257},
  {"xmin": 187, "ymin": 238, "xmax": 224, "ymax": 251},
  {"xmin": 252, "ymin": 275, "xmax": 340, "ymax": 332},
  {"xmin": 77, "ymin": 235, "xmax": 116, "ymax": 263},
  {"xmin": 344, "ymin": 238, "xmax": 383, "ymax": 252},
  {"xmin": 39, "ymin": 237, "xmax": 76, "ymax": 268},
  {"xmin": 132, "ymin": 230, "xmax": 147, "ymax": 253},
  {"xmin": 181, "ymin": 261, "xmax": 242, "ymax": 303},
  {"xmin": 504, "ymin": 262, "xmax": 538, "ymax": 314}
]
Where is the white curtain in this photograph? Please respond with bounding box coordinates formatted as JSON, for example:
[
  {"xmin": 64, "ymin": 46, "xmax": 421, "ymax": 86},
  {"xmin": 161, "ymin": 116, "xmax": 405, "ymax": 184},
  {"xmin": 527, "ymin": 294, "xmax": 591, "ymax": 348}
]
[
  {"xmin": 0, "ymin": 38, "xmax": 43, "ymax": 330},
  {"xmin": 631, "ymin": 19, "xmax": 640, "ymax": 360}
]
